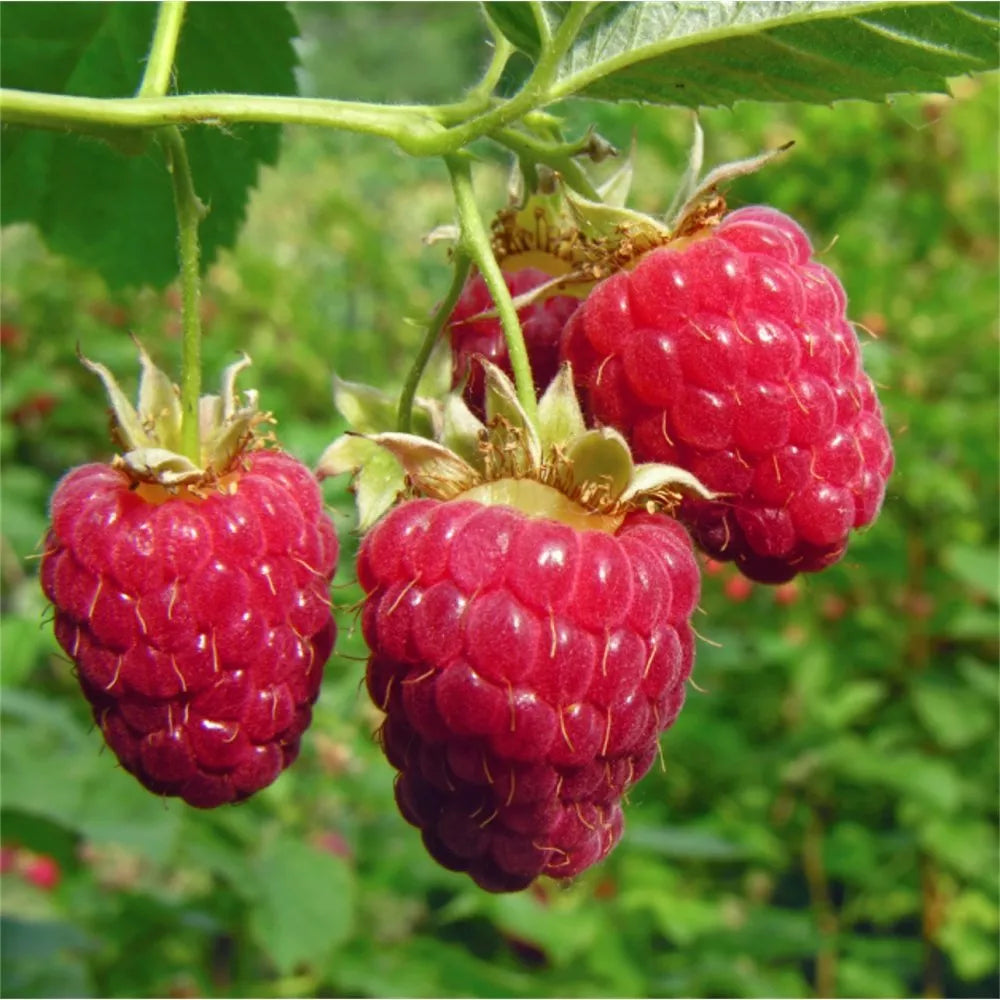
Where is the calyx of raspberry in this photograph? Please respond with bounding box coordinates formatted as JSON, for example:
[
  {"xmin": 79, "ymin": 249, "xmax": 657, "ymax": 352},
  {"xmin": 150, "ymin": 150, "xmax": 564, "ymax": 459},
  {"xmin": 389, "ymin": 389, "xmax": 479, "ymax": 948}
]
[
  {"xmin": 484, "ymin": 139, "xmax": 794, "ymax": 319},
  {"xmin": 81, "ymin": 342, "xmax": 270, "ymax": 487},
  {"xmin": 320, "ymin": 360, "xmax": 712, "ymax": 534}
]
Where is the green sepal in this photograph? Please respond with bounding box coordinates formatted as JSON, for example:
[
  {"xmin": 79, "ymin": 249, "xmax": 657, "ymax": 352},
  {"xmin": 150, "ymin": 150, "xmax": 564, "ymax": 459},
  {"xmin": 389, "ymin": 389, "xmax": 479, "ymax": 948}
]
[
  {"xmin": 565, "ymin": 427, "xmax": 633, "ymax": 502},
  {"xmin": 332, "ymin": 375, "xmax": 440, "ymax": 439},
  {"xmin": 315, "ymin": 433, "xmax": 407, "ymax": 533},
  {"xmin": 135, "ymin": 341, "xmax": 183, "ymax": 448},
  {"xmin": 482, "ymin": 360, "xmax": 541, "ymax": 470},
  {"xmin": 669, "ymin": 140, "xmax": 794, "ymax": 231},
  {"xmin": 536, "ymin": 364, "xmax": 587, "ymax": 452},
  {"xmin": 562, "ymin": 183, "xmax": 670, "ymax": 244},
  {"xmin": 596, "ymin": 132, "xmax": 636, "ymax": 209},
  {"xmin": 441, "ymin": 393, "xmax": 487, "ymax": 468}
]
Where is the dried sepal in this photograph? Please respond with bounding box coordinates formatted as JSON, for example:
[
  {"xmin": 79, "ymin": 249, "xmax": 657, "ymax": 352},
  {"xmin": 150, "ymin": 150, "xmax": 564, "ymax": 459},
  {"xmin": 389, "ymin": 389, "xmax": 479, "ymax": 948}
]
[
  {"xmin": 366, "ymin": 433, "xmax": 480, "ymax": 500},
  {"xmin": 81, "ymin": 343, "xmax": 270, "ymax": 487},
  {"xmin": 482, "ymin": 360, "xmax": 541, "ymax": 470},
  {"xmin": 622, "ymin": 463, "xmax": 716, "ymax": 506}
]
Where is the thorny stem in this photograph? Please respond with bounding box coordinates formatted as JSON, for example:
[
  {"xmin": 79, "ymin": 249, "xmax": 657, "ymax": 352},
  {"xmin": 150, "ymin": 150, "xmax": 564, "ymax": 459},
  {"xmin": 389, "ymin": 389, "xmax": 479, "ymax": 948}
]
[
  {"xmin": 397, "ymin": 253, "xmax": 472, "ymax": 433},
  {"xmin": 137, "ymin": 1, "xmax": 187, "ymax": 99},
  {"xmin": 446, "ymin": 154, "xmax": 539, "ymax": 427},
  {"xmin": 160, "ymin": 127, "xmax": 205, "ymax": 463}
]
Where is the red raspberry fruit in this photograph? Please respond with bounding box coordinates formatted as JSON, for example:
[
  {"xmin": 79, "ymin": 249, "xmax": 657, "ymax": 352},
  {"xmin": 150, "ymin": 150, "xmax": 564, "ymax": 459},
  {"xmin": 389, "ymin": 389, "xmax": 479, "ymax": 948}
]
[
  {"xmin": 358, "ymin": 497, "xmax": 699, "ymax": 892},
  {"xmin": 561, "ymin": 206, "xmax": 893, "ymax": 583},
  {"xmin": 448, "ymin": 268, "xmax": 580, "ymax": 418},
  {"xmin": 40, "ymin": 450, "xmax": 338, "ymax": 808}
]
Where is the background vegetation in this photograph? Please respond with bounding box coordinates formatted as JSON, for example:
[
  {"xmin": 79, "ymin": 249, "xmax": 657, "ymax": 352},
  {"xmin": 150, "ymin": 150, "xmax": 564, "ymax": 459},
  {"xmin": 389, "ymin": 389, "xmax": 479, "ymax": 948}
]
[{"xmin": 1, "ymin": 4, "xmax": 997, "ymax": 998}]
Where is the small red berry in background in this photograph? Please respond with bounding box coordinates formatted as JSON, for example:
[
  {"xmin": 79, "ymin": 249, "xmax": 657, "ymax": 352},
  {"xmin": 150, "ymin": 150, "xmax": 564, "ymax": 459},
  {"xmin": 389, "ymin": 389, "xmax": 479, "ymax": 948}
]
[{"xmin": 448, "ymin": 268, "xmax": 580, "ymax": 419}]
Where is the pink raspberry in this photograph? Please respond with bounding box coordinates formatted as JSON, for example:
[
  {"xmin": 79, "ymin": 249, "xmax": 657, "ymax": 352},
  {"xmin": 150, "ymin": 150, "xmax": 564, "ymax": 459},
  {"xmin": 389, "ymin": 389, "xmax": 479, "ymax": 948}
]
[
  {"xmin": 561, "ymin": 206, "xmax": 893, "ymax": 582},
  {"xmin": 448, "ymin": 269, "xmax": 580, "ymax": 418},
  {"xmin": 40, "ymin": 450, "xmax": 338, "ymax": 807},
  {"xmin": 357, "ymin": 497, "xmax": 699, "ymax": 892}
]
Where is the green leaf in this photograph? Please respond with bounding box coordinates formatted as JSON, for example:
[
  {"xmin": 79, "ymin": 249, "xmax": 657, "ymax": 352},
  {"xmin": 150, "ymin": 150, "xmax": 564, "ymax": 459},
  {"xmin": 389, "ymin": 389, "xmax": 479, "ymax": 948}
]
[
  {"xmin": 942, "ymin": 542, "xmax": 999, "ymax": 603},
  {"xmin": 0, "ymin": 688, "xmax": 183, "ymax": 862},
  {"xmin": 0, "ymin": 918, "xmax": 96, "ymax": 999},
  {"xmin": 1, "ymin": 3, "xmax": 299, "ymax": 289},
  {"xmin": 486, "ymin": 2, "xmax": 999, "ymax": 108},
  {"xmin": 912, "ymin": 678, "xmax": 994, "ymax": 749},
  {"xmin": 249, "ymin": 837, "xmax": 355, "ymax": 976},
  {"xmin": 627, "ymin": 824, "xmax": 752, "ymax": 861}
]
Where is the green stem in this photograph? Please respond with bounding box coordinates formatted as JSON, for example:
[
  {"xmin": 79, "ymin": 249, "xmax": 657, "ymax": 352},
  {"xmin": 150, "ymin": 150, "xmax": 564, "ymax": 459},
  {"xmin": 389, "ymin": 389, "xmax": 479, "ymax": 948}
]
[
  {"xmin": 0, "ymin": 89, "xmax": 443, "ymax": 151},
  {"xmin": 397, "ymin": 253, "xmax": 471, "ymax": 433},
  {"xmin": 137, "ymin": 1, "xmax": 187, "ymax": 98},
  {"xmin": 529, "ymin": 1, "xmax": 555, "ymax": 46},
  {"xmin": 0, "ymin": 3, "xmax": 593, "ymax": 157},
  {"xmin": 448, "ymin": 16, "xmax": 514, "ymax": 116},
  {"xmin": 493, "ymin": 127, "xmax": 602, "ymax": 200},
  {"xmin": 160, "ymin": 127, "xmax": 204, "ymax": 463},
  {"xmin": 408, "ymin": 2, "xmax": 596, "ymax": 155},
  {"xmin": 446, "ymin": 154, "xmax": 538, "ymax": 426}
]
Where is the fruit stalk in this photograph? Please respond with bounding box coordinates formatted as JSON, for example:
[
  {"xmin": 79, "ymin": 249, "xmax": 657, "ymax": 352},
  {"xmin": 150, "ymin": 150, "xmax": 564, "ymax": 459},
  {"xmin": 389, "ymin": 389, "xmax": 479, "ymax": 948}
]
[
  {"xmin": 446, "ymin": 154, "xmax": 539, "ymax": 426},
  {"xmin": 397, "ymin": 252, "xmax": 471, "ymax": 433},
  {"xmin": 159, "ymin": 127, "xmax": 204, "ymax": 464}
]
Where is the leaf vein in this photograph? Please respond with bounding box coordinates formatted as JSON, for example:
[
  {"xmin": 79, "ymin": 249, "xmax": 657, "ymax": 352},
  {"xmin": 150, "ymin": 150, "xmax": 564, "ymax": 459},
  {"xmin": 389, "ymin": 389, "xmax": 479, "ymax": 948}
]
[{"xmin": 854, "ymin": 13, "xmax": 993, "ymax": 64}]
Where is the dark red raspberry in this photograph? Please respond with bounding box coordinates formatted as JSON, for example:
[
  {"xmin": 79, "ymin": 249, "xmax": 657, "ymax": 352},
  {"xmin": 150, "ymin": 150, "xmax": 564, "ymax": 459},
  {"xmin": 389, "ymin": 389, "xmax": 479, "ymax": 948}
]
[
  {"xmin": 40, "ymin": 450, "xmax": 338, "ymax": 807},
  {"xmin": 561, "ymin": 206, "xmax": 893, "ymax": 583},
  {"xmin": 448, "ymin": 269, "xmax": 580, "ymax": 418},
  {"xmin": 357, "ymin": 497, "xmax": 699, "ymax": 892}
]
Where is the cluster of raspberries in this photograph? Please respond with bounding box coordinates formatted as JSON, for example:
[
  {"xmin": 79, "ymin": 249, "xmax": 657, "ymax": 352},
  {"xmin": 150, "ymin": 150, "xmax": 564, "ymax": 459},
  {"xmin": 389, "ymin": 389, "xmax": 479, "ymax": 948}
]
[{"xmin": 42, "ymin": 206, "xmax": 891, "ymax": 893}]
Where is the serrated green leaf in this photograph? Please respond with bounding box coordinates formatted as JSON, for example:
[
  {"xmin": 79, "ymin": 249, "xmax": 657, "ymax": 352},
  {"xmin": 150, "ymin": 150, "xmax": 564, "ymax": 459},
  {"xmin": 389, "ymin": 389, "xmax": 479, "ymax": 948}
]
[
  {"xmin": 485, "ymin": 2, "xmax": 998, "ymax": 108},
  {"xmin": 1, "ymin": 3, "xmax": 299, "ymax": 289},
  {"xmin": 249, "ymin": 837, "xmax": 355, "ymax": 976}
]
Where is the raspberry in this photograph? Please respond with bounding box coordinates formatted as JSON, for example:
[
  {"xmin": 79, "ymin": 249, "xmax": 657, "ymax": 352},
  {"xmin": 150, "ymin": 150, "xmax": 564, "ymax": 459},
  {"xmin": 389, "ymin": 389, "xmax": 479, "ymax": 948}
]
[
  {"xmin": 561, "ymin": 206, "xmax": 893, "ymax": 583},
  {"xmin": 448, "ymin": 268, "xmax": 580, "ymax": 418},
  {"xmin": 358, "ymin": 497, "xmax": 698, "ymax": 892},
  {"xmin": 40, "ymin": 450, "xmax": 338, "ymax": 808}
]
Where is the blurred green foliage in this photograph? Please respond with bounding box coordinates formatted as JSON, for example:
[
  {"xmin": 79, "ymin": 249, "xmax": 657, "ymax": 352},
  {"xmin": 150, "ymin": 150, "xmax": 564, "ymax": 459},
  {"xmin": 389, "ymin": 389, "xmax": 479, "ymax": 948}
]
[{"xmin": 1, "ymin": 5, "xmax": 997, "ymax": 998}]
